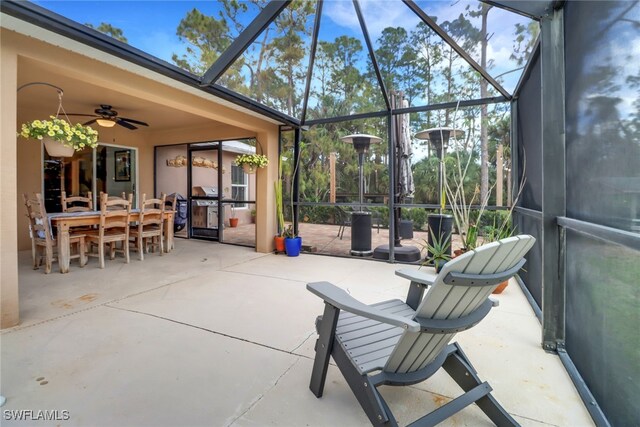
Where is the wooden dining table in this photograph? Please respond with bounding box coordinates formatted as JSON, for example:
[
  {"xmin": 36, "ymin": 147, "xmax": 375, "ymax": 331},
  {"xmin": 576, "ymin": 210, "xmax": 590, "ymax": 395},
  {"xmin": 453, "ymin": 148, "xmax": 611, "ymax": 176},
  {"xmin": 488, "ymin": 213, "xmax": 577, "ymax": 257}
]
[{"xmin": 49, "ymin": 210, "xmax": 175, "ymax": 273}]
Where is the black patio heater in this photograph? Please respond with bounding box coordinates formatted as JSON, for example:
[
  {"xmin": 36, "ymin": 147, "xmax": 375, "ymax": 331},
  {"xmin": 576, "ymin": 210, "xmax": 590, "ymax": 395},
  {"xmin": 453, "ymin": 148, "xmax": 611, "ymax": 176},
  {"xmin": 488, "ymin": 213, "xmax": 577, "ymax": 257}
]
[
  {"xmin": 341, "ymin": 134, "xmax": 381, "ymax": 256},
  {"xmin": 415, "ymin": 127, "xmax": 464, "ymax": 261}
]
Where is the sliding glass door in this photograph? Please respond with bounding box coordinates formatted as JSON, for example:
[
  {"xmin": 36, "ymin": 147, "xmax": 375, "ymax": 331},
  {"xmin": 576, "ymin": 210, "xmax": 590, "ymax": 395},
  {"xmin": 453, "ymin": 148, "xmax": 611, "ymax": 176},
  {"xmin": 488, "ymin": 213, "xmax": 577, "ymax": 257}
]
[{"xmin": 43, "ymin": 143, "xmax": 137, "ymax": 212}]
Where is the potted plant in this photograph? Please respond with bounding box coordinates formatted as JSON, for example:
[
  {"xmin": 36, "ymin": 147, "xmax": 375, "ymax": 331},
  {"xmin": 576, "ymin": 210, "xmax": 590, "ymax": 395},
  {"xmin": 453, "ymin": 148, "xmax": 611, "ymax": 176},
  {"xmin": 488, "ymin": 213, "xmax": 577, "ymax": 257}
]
[
  {"xmin": 422, "ymin": 228, "xmax": 452, "ymax": 273},
  {"xmin": 484, "ymin": 215, "xmax": 516, "ymax": 293},
  {"xmin": 250, "ymin": 208, "xmax": 256, "ymax": 224},
  {"xmin": 18, "ymin": 115, "xmax": 99, "ymax": 157},
  {"xmin": 228, "ymin": 203, "xmax": 238, "ymax": 227},
  {"xmin": 274, "ymin": 163, "xmax": 286, "ymax": 253},
  {"xmin": 283, "ymin": 225, "xmax": 301, "ymax": 257},
  {"xmin": 283, "ymin": 148, "xmax": 303, "ymax": 255},
  {"xmin": 235, "ymin": 153, "xmax": 269, "ymax": 174}
]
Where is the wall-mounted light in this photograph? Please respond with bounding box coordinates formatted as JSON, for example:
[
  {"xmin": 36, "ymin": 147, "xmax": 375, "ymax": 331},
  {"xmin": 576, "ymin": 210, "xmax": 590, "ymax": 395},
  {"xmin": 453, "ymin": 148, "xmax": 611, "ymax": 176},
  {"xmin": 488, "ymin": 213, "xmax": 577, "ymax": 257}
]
[{"xmin": 96, "ymin": 118, "xmax": 116, "ymax": 128}]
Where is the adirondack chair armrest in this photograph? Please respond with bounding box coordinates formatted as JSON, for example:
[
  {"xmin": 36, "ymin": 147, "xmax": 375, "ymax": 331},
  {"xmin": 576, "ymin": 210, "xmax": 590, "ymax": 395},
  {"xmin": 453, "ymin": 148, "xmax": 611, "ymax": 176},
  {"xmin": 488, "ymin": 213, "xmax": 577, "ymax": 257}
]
[
  {"xmin": 415, "ymin": 299, "xmax": 494, "ymax": 333},
  {"xmin": 395, "ymin": 268, "xmax": 437, "ymax": 287},
  {"xmin": 307, "ymin": 282, "xmax": 421, "ymax": 332}
]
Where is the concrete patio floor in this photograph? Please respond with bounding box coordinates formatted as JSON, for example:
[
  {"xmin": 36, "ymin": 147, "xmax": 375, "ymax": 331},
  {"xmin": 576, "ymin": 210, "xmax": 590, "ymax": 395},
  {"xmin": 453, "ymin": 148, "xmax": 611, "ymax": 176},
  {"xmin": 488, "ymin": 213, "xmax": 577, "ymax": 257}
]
[{"xmin": 1, "ymin": 240, "xmax": 593, "ymax": 426}]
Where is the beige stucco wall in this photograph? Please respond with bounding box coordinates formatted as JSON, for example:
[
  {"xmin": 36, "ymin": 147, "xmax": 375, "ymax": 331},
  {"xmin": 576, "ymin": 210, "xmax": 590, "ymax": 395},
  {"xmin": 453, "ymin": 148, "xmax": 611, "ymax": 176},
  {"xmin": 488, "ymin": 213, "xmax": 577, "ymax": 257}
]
[
  {"xmin": 1, "ymin": 31, "xmax": 20, "ymax": 328},
  {"xmin": 3, "ymin": 25, "xmax": 280, "ymax": 328}
]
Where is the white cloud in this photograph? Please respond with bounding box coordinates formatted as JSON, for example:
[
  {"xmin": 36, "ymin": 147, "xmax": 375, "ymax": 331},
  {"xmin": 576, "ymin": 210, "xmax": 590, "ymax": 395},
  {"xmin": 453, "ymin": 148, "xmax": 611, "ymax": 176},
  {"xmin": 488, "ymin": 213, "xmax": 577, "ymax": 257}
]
[{"xmin": 323, "ymin": 0, "xmax": 420, "ymax": 41}]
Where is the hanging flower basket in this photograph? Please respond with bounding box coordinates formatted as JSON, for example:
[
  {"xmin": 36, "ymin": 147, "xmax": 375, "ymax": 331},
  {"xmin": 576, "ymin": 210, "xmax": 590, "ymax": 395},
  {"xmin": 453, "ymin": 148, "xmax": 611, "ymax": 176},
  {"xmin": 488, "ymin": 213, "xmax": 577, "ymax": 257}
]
[
  {"xmin": 242, "ymin": 164, "xmax": 258, "ymax": 174},
  {"xmin": 18, "ymin": 116, "xmax": 99, "ymax": 157},
  {"xmin": 235, "ymin": 153, "xmax": 268, "ymax": 174},
  {"xmin": 43, "ymin": 137, "xmax": 75, "ymax": 157}
]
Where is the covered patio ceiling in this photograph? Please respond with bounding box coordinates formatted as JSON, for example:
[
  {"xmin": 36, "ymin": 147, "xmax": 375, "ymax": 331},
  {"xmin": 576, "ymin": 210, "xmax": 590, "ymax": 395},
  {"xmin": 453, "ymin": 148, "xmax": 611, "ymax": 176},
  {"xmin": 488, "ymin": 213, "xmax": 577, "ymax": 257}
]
[{"xmin": 17, "ymin": 57, "xmax": 222, "ymax": 133}]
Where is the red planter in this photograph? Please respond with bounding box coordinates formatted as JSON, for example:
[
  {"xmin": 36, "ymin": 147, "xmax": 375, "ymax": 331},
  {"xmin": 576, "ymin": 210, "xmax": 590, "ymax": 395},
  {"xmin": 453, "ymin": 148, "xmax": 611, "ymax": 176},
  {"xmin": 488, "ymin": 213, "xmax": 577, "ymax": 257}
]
[
  {"xmin": 274, "ymin": 236, "xmax": 285, "ymax": 253},
  {"xmin": 229, "ymin": 218, "xmax": 239, "ymax": 227}
]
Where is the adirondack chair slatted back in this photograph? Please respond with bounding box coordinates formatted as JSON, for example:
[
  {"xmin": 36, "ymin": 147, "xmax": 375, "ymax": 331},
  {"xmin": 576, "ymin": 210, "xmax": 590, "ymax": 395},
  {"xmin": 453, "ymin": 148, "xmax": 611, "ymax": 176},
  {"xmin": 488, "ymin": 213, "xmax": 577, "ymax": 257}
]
[{"xmin": 385, "ymin": 235, "xmax": 535, "ymax": 374}]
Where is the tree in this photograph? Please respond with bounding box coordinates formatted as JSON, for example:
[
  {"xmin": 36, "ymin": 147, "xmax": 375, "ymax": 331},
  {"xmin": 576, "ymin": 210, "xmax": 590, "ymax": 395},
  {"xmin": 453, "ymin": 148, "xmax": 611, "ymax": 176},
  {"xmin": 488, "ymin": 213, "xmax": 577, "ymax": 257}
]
[
  {"xmin": 311, "ymin": 36, "xmax": 366, "ymax": 118},
  {"xmin": 85, "ymin": 22, "xmax": 128, "ymax": 43},
  {"xmin": 172, "ymin": 7, "xmax": 236, "ymax": 75},
  {"xmin": 511, "ymin": 21, "xmax": 540, "ymax": 66}
]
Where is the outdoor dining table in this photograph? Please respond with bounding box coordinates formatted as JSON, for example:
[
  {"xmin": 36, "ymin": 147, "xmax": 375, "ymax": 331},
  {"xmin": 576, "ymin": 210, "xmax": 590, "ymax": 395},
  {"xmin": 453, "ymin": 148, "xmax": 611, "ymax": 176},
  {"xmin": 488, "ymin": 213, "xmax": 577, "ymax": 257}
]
[{"xmin": 48, "ymin": 209, "xmax": 175, "ymax": 273}]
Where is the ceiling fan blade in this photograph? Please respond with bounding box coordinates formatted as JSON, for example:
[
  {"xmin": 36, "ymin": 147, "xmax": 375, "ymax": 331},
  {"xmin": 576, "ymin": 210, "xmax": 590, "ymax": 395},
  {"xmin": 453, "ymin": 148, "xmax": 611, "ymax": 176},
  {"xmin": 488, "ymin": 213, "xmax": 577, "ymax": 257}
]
[
  {"xmin": 116, "ymin": 119, "xmax": 137, "ymax": 130},
  {"xmin": 83, "ymin": 119, "xmax": 98, "ymax": 126},
  {"xmin": 67, "ymin": 113, "xmax": 99, "ymax": 117},
  {"xmin": 119, "ymin": 117, "xmax": 149, "ymax": 126}
]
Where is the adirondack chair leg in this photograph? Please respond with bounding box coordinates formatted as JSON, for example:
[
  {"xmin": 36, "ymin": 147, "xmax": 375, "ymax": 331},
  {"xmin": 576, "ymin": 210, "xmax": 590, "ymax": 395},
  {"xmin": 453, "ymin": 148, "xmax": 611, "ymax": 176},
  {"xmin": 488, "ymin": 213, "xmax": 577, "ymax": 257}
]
[
  {"xmin": 443, "ymin": 343, "xmax": 518, "ymax": 427},
  {"xmin": 310, "ymin": 302, "xmax": 339, "ymax": 398},
  {"xmin": 331, "ymin": 343, "xmax": 396, "ymax": 426}
]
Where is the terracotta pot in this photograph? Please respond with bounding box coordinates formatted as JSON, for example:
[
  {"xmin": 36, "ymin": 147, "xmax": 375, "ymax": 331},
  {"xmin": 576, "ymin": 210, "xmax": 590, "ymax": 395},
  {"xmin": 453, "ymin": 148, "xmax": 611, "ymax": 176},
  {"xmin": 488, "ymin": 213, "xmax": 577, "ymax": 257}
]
[
  {"xmin": 274, "ymin": 236, "xmax": 285, "ymax": 253},
  {"xmin": 492, "ymin": 280, "xmax": 509, "ymax": 294},
  {"xmin": 43, "ymin": 137, "xmax": 75, "ymax": 157},
  {"xmin": 453, "ymin": 249, "xmax": 467, "ymax": 258},
  {"xmin": 229, "ymin": 217, "xmax": 239, "ymax": 227}
]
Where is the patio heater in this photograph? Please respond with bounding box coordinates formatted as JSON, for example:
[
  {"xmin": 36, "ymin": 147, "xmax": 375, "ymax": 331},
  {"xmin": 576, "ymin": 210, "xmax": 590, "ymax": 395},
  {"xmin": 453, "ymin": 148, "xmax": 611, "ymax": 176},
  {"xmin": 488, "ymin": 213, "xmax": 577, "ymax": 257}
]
[
  {"xmin": 415, "ymin": 127, "xmax": 464, "ymax": 261},
  {"xmin": 341, "ymin": 134, "xmax": 381, "ymax": 256}
]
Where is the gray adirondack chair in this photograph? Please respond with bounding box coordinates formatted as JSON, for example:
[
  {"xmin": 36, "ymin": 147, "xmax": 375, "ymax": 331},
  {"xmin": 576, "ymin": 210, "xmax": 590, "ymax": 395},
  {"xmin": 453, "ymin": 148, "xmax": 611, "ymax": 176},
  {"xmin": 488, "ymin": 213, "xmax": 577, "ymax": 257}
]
[{"xmin": 307, "ymin": 235, "xmax": 535, "ymax": 426}]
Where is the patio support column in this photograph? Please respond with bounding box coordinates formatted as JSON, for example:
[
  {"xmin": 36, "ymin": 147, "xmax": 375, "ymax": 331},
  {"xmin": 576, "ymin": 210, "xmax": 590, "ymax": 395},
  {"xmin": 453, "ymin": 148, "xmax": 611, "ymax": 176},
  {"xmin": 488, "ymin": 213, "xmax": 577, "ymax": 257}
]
[
  {"xmin": 0, "ymin": 39, "xmax": 20, "ymax": 328},
  {"xmin": 540, "ymin": 7, "xmax": 566, "ymax": 351},
  {"xmin": 255, "ymin": 127, "xmax": 279, "ymax": 253}
]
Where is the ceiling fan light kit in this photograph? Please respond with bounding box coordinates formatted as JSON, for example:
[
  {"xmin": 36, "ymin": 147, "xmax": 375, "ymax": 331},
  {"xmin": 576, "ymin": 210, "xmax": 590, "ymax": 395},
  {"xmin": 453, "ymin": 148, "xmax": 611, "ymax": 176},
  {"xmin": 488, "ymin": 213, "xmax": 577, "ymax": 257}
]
[{"xmin": 96, "ymin": 118, "xmax": 116, "ymax": 128}]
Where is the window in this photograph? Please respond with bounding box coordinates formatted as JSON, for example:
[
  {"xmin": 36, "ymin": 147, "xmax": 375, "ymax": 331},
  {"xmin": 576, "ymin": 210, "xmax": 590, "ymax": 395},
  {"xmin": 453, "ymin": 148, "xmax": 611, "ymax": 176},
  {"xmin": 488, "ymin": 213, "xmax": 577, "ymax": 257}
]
[{"xmin": 231, "ymin": 164, "xmax": 248, "ymax": 208}]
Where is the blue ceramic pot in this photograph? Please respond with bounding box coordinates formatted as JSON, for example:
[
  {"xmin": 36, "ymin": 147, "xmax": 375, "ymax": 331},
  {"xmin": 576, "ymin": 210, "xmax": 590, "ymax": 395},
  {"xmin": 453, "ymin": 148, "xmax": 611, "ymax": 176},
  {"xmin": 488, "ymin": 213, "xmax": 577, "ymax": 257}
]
[{"xmin": 285, "ymin": 237, "xmax": 302, "ymax": 257}]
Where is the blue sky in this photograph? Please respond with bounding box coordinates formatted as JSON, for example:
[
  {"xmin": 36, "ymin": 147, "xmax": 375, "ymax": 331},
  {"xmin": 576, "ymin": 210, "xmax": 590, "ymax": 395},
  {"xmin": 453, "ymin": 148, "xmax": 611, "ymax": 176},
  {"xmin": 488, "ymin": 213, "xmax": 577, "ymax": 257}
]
[{"xmin": 35, "ymin": 0, "xmax": 534, "ymax": 94}]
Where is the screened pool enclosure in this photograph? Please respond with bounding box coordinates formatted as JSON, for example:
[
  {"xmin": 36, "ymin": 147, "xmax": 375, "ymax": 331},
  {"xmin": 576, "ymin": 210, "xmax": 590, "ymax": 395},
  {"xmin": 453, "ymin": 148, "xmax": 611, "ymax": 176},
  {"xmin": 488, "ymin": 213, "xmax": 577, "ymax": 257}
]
[{"xmin": 4, "ymin": 0, "xmax": 639, "ymax": 425}]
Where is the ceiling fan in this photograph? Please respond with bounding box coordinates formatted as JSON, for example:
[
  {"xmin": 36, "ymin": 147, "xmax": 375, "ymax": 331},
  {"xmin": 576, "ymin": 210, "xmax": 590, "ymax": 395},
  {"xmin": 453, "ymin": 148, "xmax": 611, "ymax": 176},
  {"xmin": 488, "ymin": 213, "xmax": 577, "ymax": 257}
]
[{"xmin": 67, "ymin": 104, "xmax": 149, "ymax": 130}]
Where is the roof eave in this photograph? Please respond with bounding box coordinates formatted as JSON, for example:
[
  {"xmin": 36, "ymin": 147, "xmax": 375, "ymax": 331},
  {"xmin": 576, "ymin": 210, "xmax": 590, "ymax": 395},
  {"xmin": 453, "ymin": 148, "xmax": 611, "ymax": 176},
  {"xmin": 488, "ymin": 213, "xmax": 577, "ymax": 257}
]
[{"xmin": 0, "ymin": 0, "xmax": 300, "ymax": 128}]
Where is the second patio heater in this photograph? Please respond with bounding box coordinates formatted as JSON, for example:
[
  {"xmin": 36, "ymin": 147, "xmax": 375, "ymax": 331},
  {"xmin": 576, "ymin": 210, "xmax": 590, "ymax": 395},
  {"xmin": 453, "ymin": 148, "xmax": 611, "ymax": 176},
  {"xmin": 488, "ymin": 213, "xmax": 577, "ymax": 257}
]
[
  {"xmin": 415, "ymin": 127, "xmax": 464, "ymax": 261},
  {"xmin": 341, "ymin": 134, "xmax": 381, "ymax": 256}
]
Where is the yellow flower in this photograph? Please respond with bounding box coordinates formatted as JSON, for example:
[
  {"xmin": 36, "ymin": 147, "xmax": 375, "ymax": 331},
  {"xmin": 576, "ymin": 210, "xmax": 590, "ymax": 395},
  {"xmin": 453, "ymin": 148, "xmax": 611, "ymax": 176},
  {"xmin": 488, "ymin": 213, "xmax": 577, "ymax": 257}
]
[
  {"xmin": 33, "ymin": 120, "xmax": 42, "ymax": 127},
  {"xmin": 53, "ymin": 125, "xmax": 60, "ymax": 131},
  {"xmin": 79, "ymin": 134, "xmax": 86, "ymax": 140},
  {"xmin": 47, "ymin": 130, "xmax": 55, "ymax": 137},
  {"xmin": 80, "ymin": 143, "xmax": 85, "ymax": 147}
]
